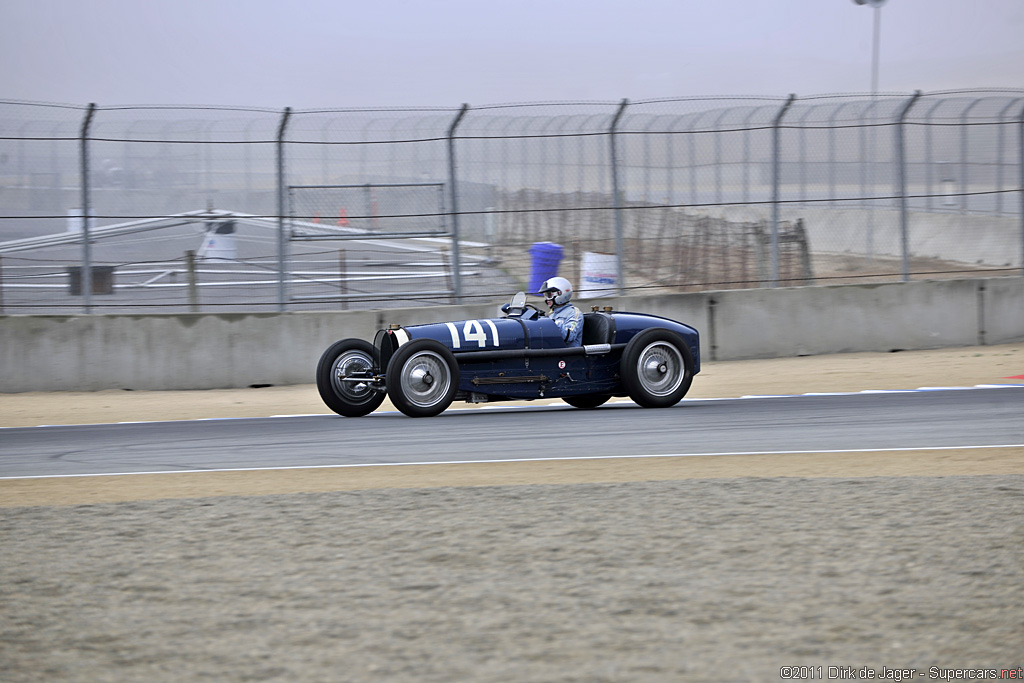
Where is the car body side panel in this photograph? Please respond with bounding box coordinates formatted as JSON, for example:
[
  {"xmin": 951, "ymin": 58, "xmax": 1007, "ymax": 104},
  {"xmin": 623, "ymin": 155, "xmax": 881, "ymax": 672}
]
[
  {"xmin": 386, "ymin": 310, "xmax": 699, "ymax": 400},
  {"xmin": 609, "ymin": 312, "xmax": 701, "ymax": 374},
  {"xmin": 521, "ymin": 318, "xmax": 573, "ymax": 349},
  {"xmin": 403, "ymin": 317, "xmax": 526, "ymax": 352}
]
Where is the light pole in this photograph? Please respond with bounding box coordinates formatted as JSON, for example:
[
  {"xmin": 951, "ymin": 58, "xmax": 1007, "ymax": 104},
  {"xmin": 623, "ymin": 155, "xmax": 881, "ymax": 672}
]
[
  {"xmin": 853, "ymin": 0, "xmax": 888, "ymax": 263},
  {"xmin": 853, "ymin": 0, "xmax": 887, "ymax": 95}
]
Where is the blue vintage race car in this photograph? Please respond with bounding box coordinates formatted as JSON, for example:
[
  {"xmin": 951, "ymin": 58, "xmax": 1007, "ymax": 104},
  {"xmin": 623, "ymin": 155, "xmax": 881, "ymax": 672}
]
[{"xmin": 316, "ymin": 292, "xmax": 700, "ymax": 417}]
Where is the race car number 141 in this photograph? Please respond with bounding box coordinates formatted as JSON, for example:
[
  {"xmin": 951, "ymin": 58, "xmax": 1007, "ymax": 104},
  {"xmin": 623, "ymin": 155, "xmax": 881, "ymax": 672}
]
[{"xmin": 445, "ymin": 320, "xmax": 500, "ymax": 349}]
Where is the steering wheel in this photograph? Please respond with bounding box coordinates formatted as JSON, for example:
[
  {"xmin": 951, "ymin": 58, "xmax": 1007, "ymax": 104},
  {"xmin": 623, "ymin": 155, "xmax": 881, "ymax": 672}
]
[{"xmin": 524, "ymin": 303, "xmax": 545, "ymax": 318}]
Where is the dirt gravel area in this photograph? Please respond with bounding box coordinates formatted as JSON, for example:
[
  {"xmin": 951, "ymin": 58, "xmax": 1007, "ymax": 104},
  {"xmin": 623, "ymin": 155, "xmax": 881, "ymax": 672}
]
[
  {"xmin": 2, "ymin": 343, "xmax": 1023, "ymax": 681},
  {"xmin": 3, "ymin": 478, "xmax": 1023, "ymax": 681}
]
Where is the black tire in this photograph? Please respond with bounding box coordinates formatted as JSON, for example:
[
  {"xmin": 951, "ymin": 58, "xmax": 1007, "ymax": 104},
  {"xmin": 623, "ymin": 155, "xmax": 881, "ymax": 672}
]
[
  {"xmin": 562, "ymin": 394, "xmax": 612, "ymax": 409},
  {"xmin": 385, "ymin": 339, "xmax": 460, "ymax": 418},
  {"xmin": 620, "ymin": 328, "xmax": 693, "ymax": 408},
  {"xmin": 316, "ymin": 339, "xmax": 386, "ymax": 417}
]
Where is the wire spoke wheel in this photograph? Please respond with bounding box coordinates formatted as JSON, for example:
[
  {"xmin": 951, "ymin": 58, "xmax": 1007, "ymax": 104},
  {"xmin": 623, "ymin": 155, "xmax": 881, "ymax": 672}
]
[
  {"xmin": 621, "ymin": 328, "xmax": 693, "ymax": 408},
  {"xmin": 636, "ymin": 341, "xmax": 685, "ymax": 397},
  {"xmin": 332, "ymin": 349, "xmax": 375, "ymax": 403},
  {"xmin": 316, "ymin": 339, "xmax": 386, "ymax": 417}
]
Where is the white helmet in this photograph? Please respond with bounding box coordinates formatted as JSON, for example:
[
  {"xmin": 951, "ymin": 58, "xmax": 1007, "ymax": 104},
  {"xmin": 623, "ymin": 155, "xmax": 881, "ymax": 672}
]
[{"xmin": 538, "ymin": 276, "xmax": 573, "ymax": 307}]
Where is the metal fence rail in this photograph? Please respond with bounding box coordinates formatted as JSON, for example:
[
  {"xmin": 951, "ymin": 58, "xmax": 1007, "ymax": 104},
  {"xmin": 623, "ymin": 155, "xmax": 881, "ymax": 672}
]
[{"xmin": 1, "ymin": 90, "xmax": 1021, "ymax": 314}]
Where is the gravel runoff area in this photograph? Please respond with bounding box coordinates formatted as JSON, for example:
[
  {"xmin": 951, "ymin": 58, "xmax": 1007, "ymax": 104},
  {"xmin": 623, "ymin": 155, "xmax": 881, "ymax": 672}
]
[
  {"xmin": 3, "ymin": 478, "xmax": 1023, "ymax": 682},
  {"xmin": 2, "ymin": 343, "xmax": 1023, "ymax": 682}
]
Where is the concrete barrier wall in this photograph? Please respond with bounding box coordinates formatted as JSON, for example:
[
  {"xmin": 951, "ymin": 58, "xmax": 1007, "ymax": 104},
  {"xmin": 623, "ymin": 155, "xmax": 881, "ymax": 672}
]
[
  {"xmin": 1, "ymin": 277, "xmax": 1021, "ymax": 392},
  {"xmin": 983, "ymin": 277, "xmax": 1024, "ymax": 346},
  {"xmin": 710, "ymin": 279, "xmax": 983, "ymax": 359},
  {"xmin": 706, "ymin": 206, "xmax": 1023, "ymax": 269}
]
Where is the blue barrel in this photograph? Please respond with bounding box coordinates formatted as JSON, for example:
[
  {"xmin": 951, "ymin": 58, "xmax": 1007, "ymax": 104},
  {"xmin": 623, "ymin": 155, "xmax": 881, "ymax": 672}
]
[{"xmin": 528, "ymin": 242, "xmax": 564, "ymax": 293}]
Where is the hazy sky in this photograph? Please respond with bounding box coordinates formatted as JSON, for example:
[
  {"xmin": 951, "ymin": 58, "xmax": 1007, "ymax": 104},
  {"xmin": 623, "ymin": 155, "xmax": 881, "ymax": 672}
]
[{"xmin": 2, "ymin": 0, "xmax": 1022, "ymax": 108}]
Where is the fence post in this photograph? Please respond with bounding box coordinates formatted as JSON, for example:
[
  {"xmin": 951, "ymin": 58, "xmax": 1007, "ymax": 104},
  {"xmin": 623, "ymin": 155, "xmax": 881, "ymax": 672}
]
[
  {"xmin": 186, "ymin": 250, "xmax": 199, "ymax": 312},
  {"xmin": 742, "ymin": 107, "xmax": 758, "ymax": 205},
  {"xmin": 338, "ymin": 249, "xmax": 348, "ymax": 311},
  {"xmin": 79, "ymin": 103, "xmax": 96, "ymax": 313},
  {"xmin": 770, "ymin": 94, "xmax": 796, "ymax": 287},
  {"xmin": 827, "ymin": 104, "xmax": 840, "ymax": 206},
  {"xmin": 446, "ymin": 103, "xmax": 469, "ymax": 302},
  {"xmin": 923, "ymin": 99, "xmax": 939, "ymax": 211},
  {"xmin": 1019, "ymin": 100, "xmax": 1024, "ymax": 275},
  {"xmin": 994, "ymin": 99, "xmax": 1019, "ymax": 215},
  {"xmin": 863, "ymin": 98, "xmax": 884, "ymax": 261},
  {"xmin": 896, "ymin": 91, "xmax": 922, "ymax": 281},
  {"xmin": 276, "ymin": 107, "xmax": 292, "ymax": 312},
  {"xmin": 609, "ymin": 98, "xmax": 629, "ymax": 295}
]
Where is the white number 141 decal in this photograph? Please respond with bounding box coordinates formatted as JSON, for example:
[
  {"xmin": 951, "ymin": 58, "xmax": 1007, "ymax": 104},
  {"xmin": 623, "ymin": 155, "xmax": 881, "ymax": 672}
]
[{"xmin": 445, "ymin": 320, "xmax": 500, "ymax": 349}]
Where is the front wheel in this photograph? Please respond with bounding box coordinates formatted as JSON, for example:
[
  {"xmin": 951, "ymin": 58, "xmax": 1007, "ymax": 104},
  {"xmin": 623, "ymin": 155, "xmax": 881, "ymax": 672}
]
[
  {"xmin": 385, "ymin": 339, "xmax": 460, "ymax": 418},
  {"xmin": 316, "ymin": 339, "xmax": 386, "ymax": 417},
  {"xmin": 620, "ymin": 328, "xmax": 693, "ymax": 408}
]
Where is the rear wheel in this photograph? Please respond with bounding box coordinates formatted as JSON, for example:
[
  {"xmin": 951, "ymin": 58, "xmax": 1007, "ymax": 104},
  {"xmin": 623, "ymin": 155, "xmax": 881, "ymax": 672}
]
[
  {"xmin": 620, "ymin": 328, "xmax": 693, "ymax": 408},
  {"xmin": 316, "ymin": 339, "xmax": 386, "ymax": 417},
  {"xmin": 386, "ymin": 339, "xmax": 460, "ymax": 417},
  {"xmin": 562, "ymin": 394, "xmax": 612, "ymax": 409}
]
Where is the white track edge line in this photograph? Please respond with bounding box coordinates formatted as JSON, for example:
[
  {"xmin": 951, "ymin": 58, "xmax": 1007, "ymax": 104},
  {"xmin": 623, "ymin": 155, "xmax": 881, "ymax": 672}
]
[{"xmin": 3, "ymin": 444, "xmax": 1023, "ymax": 481}]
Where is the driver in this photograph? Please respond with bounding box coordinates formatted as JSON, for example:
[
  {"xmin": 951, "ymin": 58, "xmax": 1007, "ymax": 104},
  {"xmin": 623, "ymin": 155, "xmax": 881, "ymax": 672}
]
[{"xmin": 538, "ymin": 277, "xmax": 583, "ymax": 347}]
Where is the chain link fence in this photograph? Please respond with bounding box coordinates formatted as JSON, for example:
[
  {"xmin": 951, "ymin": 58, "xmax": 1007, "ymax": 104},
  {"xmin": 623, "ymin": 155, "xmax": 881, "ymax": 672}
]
[{"xmin": 1, "ymin": 90, "xmax": 1021, "ymax": 314}]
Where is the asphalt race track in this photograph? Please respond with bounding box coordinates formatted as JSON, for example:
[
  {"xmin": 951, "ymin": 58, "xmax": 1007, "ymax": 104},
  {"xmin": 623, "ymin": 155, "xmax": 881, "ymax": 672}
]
[
  {"xmin": 3, "ymin": 388, "xmax": 1023, "ymax": 479},
  {"xmin": 4, "ymin": 385, "xmax": 1024, "ymax": 682}
]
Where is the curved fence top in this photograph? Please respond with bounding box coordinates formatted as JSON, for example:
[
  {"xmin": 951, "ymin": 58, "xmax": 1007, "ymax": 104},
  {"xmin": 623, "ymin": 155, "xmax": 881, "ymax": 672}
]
[{"xmin": 3, "ymin": 90, "xmax": 1022, "ymax": 142}]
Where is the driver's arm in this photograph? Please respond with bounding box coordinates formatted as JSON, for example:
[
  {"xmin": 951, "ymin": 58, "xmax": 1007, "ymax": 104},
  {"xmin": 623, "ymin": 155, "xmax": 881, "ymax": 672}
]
[{"xmin": 560, "ymin": 307, "xmax": 583, "ymax": 345}]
